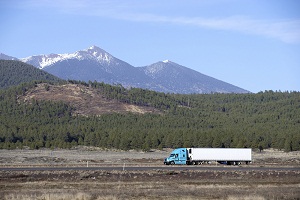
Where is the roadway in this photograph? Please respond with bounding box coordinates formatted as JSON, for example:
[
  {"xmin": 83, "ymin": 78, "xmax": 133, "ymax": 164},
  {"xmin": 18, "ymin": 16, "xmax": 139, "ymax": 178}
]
[{"xmin": 0, "ymin": 166, "xmax": 299, "ymax": 171}]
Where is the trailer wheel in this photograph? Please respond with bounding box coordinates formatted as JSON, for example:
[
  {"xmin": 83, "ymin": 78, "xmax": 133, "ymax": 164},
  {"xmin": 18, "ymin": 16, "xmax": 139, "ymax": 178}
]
[
  {"xmin": 233, "ymin": 161, "xmax": 240, "ymax": 166},
  {"xmin": 228, "ymin": 161, "xmax": 234, "ymax": 165}
]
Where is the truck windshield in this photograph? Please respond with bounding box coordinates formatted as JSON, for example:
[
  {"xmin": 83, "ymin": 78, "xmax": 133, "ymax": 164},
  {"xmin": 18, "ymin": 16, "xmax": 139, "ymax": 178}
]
[{"xmin": 169, "ymin": 154, "xmax": 175, "ymax": 157}]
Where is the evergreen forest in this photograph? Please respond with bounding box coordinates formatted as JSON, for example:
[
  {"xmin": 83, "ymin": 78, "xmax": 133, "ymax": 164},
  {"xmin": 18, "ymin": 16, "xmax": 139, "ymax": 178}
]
[
  {"xmin": 0, "ymin": 60, "xmax": 63, "ymax": 89},
  {"xmin": 0, "ymin": 80, "xmax": 299, "ymax": 152}
]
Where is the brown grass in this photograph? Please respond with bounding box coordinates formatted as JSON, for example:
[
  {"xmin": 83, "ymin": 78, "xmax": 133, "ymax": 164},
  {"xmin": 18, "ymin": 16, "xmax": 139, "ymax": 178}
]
[{"xmin": 1, "ymin": 169, "xmax": 299, "ymax": 200}]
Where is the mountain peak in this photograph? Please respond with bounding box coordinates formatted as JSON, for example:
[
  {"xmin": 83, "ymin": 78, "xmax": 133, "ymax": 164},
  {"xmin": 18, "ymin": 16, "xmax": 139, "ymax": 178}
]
[
  {"xmin": 85, "ymin": 45, "xmax": 105, "ymax": 55},
  {"xmin": 87, "ymin": 45, "xmax": 102, "ymax": 51},
  {"xmin": 84, "ymin": 46, "xmax": 112, "ymax": 63},
  {"xmin": 162, "ymin": 60, "xmax": 176, "ymax": 65}
]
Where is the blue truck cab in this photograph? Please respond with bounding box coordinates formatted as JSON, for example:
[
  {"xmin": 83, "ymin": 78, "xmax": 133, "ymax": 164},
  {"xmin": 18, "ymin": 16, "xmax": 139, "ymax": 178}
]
[{"xmin": 164, "ymin": 148, "xmax": 188, "ymax": 165}]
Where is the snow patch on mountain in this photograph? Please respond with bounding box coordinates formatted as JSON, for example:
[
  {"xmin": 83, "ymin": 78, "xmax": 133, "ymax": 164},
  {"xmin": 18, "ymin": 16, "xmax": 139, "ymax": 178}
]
[{"xmin": 20, "ymin": 45, "xmax": 115, "ymax": 69}]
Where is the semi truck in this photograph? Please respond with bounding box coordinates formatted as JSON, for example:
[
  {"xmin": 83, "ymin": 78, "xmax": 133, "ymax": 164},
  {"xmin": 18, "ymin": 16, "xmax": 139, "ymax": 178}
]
[{"xmin": 164, "ymin": 148, "xmax": 252, "ymax": 165}]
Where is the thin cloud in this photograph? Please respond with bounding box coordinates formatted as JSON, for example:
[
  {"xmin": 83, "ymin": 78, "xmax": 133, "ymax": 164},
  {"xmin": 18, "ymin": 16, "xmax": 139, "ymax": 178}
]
[
  {"xmin": 115, "ymin": 13, "xmax": 300, "ymax": 44},
  {"xmin": 21, "ymin": 0, "xmax": 300, "ymax": 44}
]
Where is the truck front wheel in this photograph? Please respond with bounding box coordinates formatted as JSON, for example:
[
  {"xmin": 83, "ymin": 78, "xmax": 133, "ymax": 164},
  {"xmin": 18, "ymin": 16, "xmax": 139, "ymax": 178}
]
[{"xmin": 170, "ymin": 161, "xmax": 175, "ymax": 165}]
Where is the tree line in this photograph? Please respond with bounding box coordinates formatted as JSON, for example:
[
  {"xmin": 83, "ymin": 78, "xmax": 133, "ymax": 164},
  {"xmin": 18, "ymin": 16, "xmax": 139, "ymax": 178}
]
[{"xmin": 0, "ymin": 80, "xmax": 299, "ymax": 151}]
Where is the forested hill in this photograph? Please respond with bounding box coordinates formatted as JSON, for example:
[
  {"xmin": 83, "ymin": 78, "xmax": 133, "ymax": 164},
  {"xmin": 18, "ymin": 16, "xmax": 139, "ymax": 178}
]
[
  {"xmin": 0, "ymin": 80, "xmax": 299, "ymax": 151},
  {"xmin": 0, "ymin": 60, "xmax": 63, "ymax": 89}
]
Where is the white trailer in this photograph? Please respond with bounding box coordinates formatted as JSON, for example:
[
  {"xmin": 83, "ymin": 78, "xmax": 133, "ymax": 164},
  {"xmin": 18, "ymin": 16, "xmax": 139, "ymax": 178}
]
[
  {"xmin": 164, "ymin": 148, "xmax": 252, "ymax": 165},
  {"xmin": 187, "ymin": 148, "xmax": 252, "ymax": 165}
]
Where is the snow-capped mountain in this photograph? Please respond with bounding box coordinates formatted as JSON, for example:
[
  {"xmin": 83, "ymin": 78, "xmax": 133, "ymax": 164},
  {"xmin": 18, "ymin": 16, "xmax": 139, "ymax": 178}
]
[
  {"xmin": 140, "ymin": 60, "xmax": 247, "ymax": 93},
  {"xmin": 21, "ymin": 46, "xmax": 117, "ymax": 70},
  {"xmin": 19, "ymin": 46, "xmax": 149, "ymax": 87},
  {"xmin": 1, "ymin": 46, "xmax": 249, "ymax": 94}
]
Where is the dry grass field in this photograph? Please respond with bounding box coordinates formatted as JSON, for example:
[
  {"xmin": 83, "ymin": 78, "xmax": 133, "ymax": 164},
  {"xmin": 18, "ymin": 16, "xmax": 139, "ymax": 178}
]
[
  {"xmin": 0, "ymin": 147, "xmax": 299, "ymax": 167},
  {"xmin": 0, "ymin": 148, "xmax": 299, "ymax": 200}
]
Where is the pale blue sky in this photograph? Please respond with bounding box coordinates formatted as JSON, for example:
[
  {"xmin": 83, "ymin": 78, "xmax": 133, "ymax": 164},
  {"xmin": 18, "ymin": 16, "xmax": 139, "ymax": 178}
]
[{"xmin": 1, "ymin": 0, "xmax": 300, "ymax": 92}]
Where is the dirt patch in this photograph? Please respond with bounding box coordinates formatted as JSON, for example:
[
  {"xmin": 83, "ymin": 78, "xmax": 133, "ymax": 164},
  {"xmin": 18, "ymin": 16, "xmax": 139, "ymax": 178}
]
[
  {"xmin": 0, "ymin": 147, "xmax": 169, "ymax": 167},
  {"xmin": 20, "ymin": 83, "xmax": 161, "ymax": 116},
  {"xmin": 252, "ymin": 149, "xmax": 300, "ymax": 166}
]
